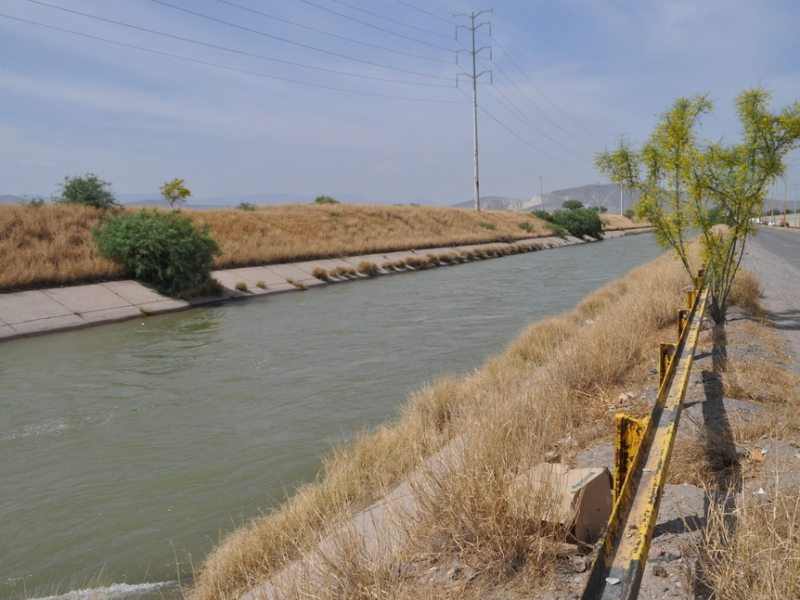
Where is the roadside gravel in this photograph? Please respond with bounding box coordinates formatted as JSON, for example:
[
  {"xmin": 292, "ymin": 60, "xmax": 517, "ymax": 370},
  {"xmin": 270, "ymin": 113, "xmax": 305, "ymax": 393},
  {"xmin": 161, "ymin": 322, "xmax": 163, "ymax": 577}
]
[{"xmin": 743, "ymin": 229, "xmax": 800, "ymax": 376}]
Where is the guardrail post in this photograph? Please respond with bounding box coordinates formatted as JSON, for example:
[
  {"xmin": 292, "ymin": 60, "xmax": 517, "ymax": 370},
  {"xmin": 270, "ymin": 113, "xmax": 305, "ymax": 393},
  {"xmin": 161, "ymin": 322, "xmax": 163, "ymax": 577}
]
[
  {"xmin": 658, "ymin": 343, "xmax": 676, "ymax": 387},
  {"xmin": 677, "ymin": 309, "xmax": 689, "ymax": 339},
  {"xmin": 694, "ymin": 267, "xmax": 705, "ymax": 297},
  {"xmin": 613, "ymin": 414, "xmax": 651, "ymax": 504},
  {"xmin": 686, "ymin": 290, "xmax": 697, "ymax": 312}
]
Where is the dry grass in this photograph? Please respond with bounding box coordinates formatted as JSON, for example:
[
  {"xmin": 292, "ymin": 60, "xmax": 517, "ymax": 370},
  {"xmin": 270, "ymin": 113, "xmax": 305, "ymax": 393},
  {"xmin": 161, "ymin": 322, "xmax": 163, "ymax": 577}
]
[
  {"xmin": 0, "ymin": 203, "xmax": 643, "ymax": 292},
  {"xmin": 700, "ymin": 486, "xmax": 800, "ymax": 599},
  {"xmin": 189, "ymin": 250, "xmax": 691, "ymax": 600}
]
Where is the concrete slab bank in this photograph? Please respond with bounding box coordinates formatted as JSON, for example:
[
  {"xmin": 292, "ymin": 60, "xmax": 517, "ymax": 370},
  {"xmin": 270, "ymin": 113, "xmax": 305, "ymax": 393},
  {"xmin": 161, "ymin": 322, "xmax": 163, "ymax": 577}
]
[{"xmin": 0, "ymin": 228, "xmax": 651, "ymax": 343}]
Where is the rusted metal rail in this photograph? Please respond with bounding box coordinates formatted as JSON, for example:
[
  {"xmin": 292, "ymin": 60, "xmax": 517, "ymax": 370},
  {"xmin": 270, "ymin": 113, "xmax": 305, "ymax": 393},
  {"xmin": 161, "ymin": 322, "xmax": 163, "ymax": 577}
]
[{"xmin": 580, "ymin": 274, "xmax": 708, "ymax": 600}]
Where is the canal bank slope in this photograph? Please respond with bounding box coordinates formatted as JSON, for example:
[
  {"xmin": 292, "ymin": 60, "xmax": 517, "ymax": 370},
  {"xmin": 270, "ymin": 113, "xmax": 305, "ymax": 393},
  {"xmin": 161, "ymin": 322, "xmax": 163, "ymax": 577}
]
[
  {"xmin": 0, "ymin": 228, "xmax": 650, "ymax": 343},
  {"xmin": 191, "ymin": 235, "xmax": 800, "ymax": 600}
]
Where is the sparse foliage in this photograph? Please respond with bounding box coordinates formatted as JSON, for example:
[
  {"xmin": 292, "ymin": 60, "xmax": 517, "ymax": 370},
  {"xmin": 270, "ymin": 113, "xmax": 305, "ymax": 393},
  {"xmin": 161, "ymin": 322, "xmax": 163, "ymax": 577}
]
[
  {"xmin": 236, "ymin": 202, "xmax": 256, "ymax": 211},
  {"xmin": 596, "ymin": 87, "xmax": 800, "ymax": 319},
  {"xmin": 55, "ymin": 173, "xmax": 118, "ymax": 209},
  {"xmin": 160, "ymin": 178, "xmax": 192, "ymax": 209}
]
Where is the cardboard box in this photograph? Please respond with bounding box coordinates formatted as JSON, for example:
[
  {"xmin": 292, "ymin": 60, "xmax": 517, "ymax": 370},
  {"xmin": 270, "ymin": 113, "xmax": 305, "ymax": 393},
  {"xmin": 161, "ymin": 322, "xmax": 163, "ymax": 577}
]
[{"xmin": 509, "ymin": 463, "xmax": 613, "ymax": 545}]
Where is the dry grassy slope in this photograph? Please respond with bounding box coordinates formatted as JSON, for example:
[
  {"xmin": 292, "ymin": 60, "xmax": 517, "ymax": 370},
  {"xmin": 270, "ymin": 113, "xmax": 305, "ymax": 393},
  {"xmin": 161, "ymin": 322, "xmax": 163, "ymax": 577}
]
[
  {"xmin": 189, "ymin": 245, "xmax": 800, "ymax": 600},
  {"xmin": 193, "ymin": 248, "xmax": 772, "ymax": 600},
  {"xmin": 0, "ymin": 203, "xmax": 641, "ymax": 292}
]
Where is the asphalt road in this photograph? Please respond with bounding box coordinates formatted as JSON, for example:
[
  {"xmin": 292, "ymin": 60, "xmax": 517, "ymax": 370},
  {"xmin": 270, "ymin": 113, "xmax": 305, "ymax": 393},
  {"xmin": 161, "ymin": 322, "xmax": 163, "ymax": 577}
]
[
  {"xmin": 744, "ymin": 226, "xmax": 800, "ymax": 376},
  {"xmin": 752, "ymin": 225, "xmax": 800, "ymax": 272}
]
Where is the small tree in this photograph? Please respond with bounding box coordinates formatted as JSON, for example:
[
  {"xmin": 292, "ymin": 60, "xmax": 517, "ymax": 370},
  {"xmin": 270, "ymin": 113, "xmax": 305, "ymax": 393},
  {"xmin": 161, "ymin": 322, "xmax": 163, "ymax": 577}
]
[
  {"xmin": 314, "ymin": 195, "xmax": 340, "ymax": 204},
  {"xmin": 596, "ymin": 88, "xmax": 800, "ymax": 320},
  {"xmin": 55, "ymin": 173, "xmax": 118, "ymax": 208},
  {"xmin": 562, "ymin": 199, "xmax": 584, "ymax": 211},
  {"xmin": 160, "ymin": 178, "xmax": 192, "ymax": 209},
  {"xmin": 93, "ymin": 209, "xmax": 222, "ymax": 296}
]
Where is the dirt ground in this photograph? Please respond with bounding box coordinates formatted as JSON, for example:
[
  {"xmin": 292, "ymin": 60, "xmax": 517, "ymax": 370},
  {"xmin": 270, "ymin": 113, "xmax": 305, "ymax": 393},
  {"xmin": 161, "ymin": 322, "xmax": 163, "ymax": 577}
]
[{"xmin": 558, "ymin": 240, "xmax": 800, "ymax": 600}]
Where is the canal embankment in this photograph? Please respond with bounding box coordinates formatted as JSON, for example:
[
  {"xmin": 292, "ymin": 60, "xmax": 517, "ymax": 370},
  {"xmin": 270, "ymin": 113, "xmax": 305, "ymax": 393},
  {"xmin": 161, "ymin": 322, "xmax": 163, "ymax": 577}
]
[
  {"xmin": 2, "ymin": 232, "xmax": 663, "ymax": 600},
  {"xmin": 190, "ymin": 234, "xmax": 800, "ymax": 600},
  {"xmin": 0, "ymin": 227, "xmax": 652, "ymax": 343}
]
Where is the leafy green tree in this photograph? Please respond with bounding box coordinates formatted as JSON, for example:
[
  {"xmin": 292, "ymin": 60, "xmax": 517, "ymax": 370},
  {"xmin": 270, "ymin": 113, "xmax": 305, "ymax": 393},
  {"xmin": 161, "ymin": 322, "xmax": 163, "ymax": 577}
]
[
  {"xmin": 562, "ymin": 199, "xmax": 584, "ymax": 211},
  {"xmin": 530, "ymin": 204, "xmax": 605, "ymax": 240},
  {"xmin": 160, "ymin": 178, "xmax": 192, "ymax": 209},
  {"xmin": 55, "ymin": 173, "xmax": 118, "ymax": 208},
  {"xmin": 236, "ymin": 202, "xmax": 256, "ymax": 211},
  {"xmin": 93, "ymin": 209, "xmax": 222, "ymax": 296},
  {"xmin": 314, "ymin": 195, "xmax": 340, "ymax": 204},
  {"xmin": 596, "ymin": 88, "xmax": 800, "ymax": 319}
]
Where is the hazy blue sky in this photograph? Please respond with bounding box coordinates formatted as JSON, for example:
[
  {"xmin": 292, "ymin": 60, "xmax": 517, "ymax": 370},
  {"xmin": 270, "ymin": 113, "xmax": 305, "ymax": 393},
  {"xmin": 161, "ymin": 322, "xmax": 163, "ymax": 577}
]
[{"xmin": 2, "ymin": 0, "xmax": 800, "ymax": 204}]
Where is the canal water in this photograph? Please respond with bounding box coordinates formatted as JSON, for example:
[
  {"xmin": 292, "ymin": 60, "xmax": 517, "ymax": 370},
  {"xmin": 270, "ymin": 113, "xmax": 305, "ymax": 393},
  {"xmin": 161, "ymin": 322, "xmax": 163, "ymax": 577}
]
[{"xmin": 1, "ymin": 234, "xmax": 664, "ymax": 600}]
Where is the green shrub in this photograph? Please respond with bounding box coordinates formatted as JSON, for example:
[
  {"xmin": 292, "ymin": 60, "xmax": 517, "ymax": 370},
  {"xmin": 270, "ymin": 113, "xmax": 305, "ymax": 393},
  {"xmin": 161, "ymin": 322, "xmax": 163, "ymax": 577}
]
[
  {"xmin": 55, "ymin": 173, "xmax": 119, "ymax": 209},
  {"xmin": 477, "ymin": 220, "xmax": 497, "ymax": 230},
  {"xmin": 236, "ymin": 202, "xmax": 256, "ymax": 211},
  {"xmin": 518, "ymin": 221, "xmax": 533, "ymax": 232},
  {"xmin": 531, "ymin": 205, "xmax": 604, "ymax": 240},
  {"xmin": 92, "ymin": 209, "xmax": 222, "ymax": 296},
  {"xmin": 314, "ymin": 195, "xmax": 340, "ymax": 204}
]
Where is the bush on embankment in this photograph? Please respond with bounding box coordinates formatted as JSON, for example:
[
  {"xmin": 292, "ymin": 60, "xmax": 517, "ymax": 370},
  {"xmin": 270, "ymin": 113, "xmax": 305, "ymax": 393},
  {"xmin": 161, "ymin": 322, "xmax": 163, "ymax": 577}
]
[
  {"xmin": 189, "ymin": 248, "xmax": 724, "ymax": 600},
  {"xmin": 93, "ymin": 209, "xmax": 222, "ymax": 296},
  {"xmin": 0, "ymin": 203, "xmax": 641, "ymax": 292}
]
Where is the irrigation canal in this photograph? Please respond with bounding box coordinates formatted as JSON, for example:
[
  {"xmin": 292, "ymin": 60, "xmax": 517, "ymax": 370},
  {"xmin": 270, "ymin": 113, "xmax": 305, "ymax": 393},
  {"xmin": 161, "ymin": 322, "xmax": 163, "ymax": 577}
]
[{"xmin": 1, "ymin": 233, "xmax": 665, "ymax": 600}]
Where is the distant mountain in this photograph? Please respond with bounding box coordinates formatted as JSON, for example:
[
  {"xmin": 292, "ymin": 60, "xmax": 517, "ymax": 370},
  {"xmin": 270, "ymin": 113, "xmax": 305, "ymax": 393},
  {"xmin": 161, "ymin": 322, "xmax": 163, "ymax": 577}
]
[
  {"xmin": 451, "ymin": 196, "xmax": 529, "ymax": 211},
  {"xmin": 526, "ymin": 183, "xmax": 637, "ymax": 214},
  {"xmin": 452, "ymin": 184, "xmax": 638, "ymax": 214},
  {"xmin": 0, "ymin": 195, "xmax": 26, "ymax": 204}
]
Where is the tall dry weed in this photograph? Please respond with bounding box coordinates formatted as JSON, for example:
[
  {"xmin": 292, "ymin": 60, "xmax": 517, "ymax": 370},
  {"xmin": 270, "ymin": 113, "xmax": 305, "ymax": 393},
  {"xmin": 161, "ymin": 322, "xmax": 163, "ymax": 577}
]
[{"xmin": 699, "ymin": 486, "xmax": 800, "ymax": 599}]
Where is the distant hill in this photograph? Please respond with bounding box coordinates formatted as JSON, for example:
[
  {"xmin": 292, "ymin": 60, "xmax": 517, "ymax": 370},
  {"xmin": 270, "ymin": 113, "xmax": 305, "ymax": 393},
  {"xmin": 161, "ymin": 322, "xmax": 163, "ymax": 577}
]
[
  {"xmin": 453, "ymin": 184, "xmax": 638, "ymax": 214},
  {"xmin": 0, "ymin": 195, "xmax": 28, "ymax": 204},
  {"xmin": 451, "ymin": 196, "xmax": 529, "ymax": 211}
]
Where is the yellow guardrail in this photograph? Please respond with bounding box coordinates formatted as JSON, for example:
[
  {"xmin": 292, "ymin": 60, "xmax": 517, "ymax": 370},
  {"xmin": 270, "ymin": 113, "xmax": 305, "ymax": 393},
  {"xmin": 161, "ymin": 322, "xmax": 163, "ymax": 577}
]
[{"xmin": 580, "ymin": 271, "xmax": 708, "ymax": 600}]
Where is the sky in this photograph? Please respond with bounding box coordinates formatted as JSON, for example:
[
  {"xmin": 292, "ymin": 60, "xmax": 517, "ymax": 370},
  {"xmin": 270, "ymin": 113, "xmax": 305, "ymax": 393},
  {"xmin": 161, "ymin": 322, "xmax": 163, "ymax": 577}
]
[{"xmin": 2, "ymin": 0, "xmax": 800, "ymax": 205}]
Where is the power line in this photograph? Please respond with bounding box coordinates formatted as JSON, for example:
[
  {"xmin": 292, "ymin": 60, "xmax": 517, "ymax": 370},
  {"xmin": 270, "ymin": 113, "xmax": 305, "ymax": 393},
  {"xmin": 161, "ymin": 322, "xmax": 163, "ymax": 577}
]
[
  {"xmin": 27, "ymin": 0, "xmax": 452, "ymax": 87},
  {"xmin": 456, "ymin": 87, "xmax": 588, "ymax": 169},
  {"xmin": 478, "ymin": 80, "xmax": 591, "ymax": 160},
  {"xmin": 325, "ymin": 0, "xmax": 451, "ymax": 38},
  {"xmin": 391, "ymin": 0, "xmax": 456, "ymax": 24},
  {"xmin": 0, "ymin": 12, "xmax": 468, "ymax": 103},
  {"xmin": 489, "ymin": 27, "xmax": 606, "ymax": 142},
  {"xmin": 295, "ymin": 0, "xmax": 456, "ymax": 52},
  {"xmin": 148, "ymin": 0, "xmax": 452, "ymax": 81},
  {"xmin": 211, "ymin": 0, "xmax": 452, "ymax": 64},
  {"xmin": 485, "ymin": 53, "xmax": 598, "ymax": 150},
  {"xmin": 476, "ymin": 58, "xmax": 593, "ymax": 158}
]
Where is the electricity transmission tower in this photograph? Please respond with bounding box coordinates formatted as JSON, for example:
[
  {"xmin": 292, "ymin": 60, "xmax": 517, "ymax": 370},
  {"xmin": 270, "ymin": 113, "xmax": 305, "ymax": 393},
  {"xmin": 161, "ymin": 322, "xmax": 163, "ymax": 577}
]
[{"xmin": 455, "ymin": 10, "xmax": 492, "ymax": 213}]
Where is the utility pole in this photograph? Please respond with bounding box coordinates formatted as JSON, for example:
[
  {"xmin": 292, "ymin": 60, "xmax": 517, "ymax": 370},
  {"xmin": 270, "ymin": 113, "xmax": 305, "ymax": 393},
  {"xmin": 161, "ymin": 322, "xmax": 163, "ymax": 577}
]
[
  {"xmin": 456, "ymin": 10, "xmax": 492, "ymax": 213},
  {"xmin": 785, "ymin": 176, "xmax": 789, "ymax": 227},
  {"xmin": 795, "ymin": 183, "xmax": 799, "ymax": 227},
  {"xmin": 540, "ymin": 174, "xmax": 543, "ymax": 210}
]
